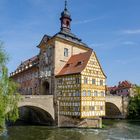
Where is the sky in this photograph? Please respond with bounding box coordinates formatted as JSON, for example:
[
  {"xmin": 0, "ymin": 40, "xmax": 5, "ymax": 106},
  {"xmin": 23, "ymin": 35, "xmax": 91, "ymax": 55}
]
[{"xmin": 0, "ymin": 0, "xmax": 140, "ymax": 86}]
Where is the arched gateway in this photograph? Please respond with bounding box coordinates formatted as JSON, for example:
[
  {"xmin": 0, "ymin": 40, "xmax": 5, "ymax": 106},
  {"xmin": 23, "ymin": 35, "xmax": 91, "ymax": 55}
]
[{"xmin": 42, "ymin": 81, "xmax": 50, "ymax": 95}]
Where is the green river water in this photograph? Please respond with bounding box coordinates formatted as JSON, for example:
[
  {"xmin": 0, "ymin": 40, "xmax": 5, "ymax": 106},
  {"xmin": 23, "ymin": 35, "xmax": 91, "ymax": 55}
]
[{"xmin": 0, "ymin": 120, "xmax": 140, "ymax": 140}]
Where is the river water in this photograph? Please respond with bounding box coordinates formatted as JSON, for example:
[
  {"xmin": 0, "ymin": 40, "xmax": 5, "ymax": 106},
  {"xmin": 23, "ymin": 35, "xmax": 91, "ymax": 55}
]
[{"xmin": 0, "ymin": 120, "xmax": 140, "ymax": 140}]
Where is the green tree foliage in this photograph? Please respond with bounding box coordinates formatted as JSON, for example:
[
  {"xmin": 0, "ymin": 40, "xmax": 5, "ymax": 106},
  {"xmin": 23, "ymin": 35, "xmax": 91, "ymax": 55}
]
[
  {"xmin": 0, "ymin": 42, "xmax": 20, "ymax": 132},
  {"xmin": 128, "ymin": 86, "xmax": 140, "ymax": 119},
  {"xmin": 135, "ymin": 85, "xmax": 140, "ymax": 94}
]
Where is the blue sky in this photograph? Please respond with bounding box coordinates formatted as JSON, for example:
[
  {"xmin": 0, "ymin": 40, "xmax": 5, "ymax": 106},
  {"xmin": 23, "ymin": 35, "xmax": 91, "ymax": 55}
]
[{"xmin": 0, "ymin": 0, "xmax": 140, "ymax": 86}]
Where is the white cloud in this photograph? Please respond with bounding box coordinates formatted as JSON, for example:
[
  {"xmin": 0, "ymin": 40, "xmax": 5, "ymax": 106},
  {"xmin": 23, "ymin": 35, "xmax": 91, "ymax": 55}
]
[
  {"xmin": 115, "ymin": 57, "xmax": 140, "ymax": 65},
  {"xmin": 122, "ymin": 29, "xmax": 140, "ymax": 34},
  {"xmin": 122, "ymin": 41, "xmax": 137, "ymax": 45}
]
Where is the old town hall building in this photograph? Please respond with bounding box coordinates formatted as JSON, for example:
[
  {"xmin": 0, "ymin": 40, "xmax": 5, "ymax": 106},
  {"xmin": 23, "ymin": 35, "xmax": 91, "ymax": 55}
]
[{"xmin": 10, "ymin": 1, "xmax": 106, "ymax": 127}]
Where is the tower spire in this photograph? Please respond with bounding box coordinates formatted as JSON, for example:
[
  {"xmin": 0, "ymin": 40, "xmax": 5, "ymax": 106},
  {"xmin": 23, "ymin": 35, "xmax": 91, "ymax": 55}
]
[
  {"xmin": 65, "ymin": 0, "xmax": 67, "ymax": 10},
  {"xmin": 60, "ymin": 0, "xmax": 72, "ymax": 32}
]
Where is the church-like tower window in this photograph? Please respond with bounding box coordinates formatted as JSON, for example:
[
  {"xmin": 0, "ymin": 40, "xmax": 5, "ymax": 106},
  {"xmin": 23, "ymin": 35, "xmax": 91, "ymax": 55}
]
[
  {"xmin": 64, "ymin": 48, "xmax": 68, "ymax": 57},
  {"xmin": 66, "ymin": 20, "xmax": 70, "ymax": 27}
]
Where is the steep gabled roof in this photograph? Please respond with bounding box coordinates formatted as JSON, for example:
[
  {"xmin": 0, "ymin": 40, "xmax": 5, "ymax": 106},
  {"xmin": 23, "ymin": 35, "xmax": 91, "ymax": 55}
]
[
  {"xmin": 118, "ymin": 80, "xmax": 132, "ymax": 89},
  {"xmin": 56, "ymin": 50, "xmax": 92, "ymax": 76}
]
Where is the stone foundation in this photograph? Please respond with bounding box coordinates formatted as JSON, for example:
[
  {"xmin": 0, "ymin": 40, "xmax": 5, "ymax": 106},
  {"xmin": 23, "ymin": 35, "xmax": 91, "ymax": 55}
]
[{"xmin": 58, "ymin": 115, "xmax": 102, "ymax": 128}]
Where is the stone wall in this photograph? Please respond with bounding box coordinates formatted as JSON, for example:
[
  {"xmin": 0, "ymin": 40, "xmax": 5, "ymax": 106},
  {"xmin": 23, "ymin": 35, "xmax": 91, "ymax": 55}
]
[{"xmin": 58, "ymin": 115, "xmax": 102, "ymax": 128}]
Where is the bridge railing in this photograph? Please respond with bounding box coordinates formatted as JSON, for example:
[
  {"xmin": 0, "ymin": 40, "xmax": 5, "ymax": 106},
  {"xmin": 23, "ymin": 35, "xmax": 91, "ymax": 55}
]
[{"xmin": 21, "ymin": 95, "xmax": 54, "ymax": 99}]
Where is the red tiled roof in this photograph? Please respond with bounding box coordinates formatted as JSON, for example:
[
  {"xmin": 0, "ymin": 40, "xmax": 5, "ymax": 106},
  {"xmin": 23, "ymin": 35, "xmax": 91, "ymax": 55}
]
[
  {"xmin": 57, "ymin": 50, "xmax": 92, "ymax": 76},
  {"xmin": 118, "ymin": 80, "xmax": 132, "ymax": 89},
  {"xmin": 107, "ymin": 81, "xmax": 133, "ymax": 93},
  {"xmin": 107, "ymin": 86, "xmax": 118, "ymax": 91}
]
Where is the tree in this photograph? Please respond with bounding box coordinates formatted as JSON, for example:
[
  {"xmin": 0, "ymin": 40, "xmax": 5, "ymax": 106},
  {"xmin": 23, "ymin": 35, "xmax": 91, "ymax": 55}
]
[
  {"xmin": 128, "ymin": 88, "xmax": 140, "ymax": 119},
  {"xmin": 135, "ymin": 85, "xmax": 140, "ymax": 94},
  {"xmin": 0, "ymin": 42, "xmax": 20, "ymax": 133}
]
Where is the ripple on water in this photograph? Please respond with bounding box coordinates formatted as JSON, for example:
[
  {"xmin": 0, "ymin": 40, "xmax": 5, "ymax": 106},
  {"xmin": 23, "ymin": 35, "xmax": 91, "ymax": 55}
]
[{"xmin": 0, "ymin": 120, "xmax": 140, "ymax": 140}]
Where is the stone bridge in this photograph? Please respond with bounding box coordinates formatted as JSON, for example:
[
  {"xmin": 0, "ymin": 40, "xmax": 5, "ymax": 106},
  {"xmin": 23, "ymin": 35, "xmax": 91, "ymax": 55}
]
[
  {"xmin": 9, "ymin": 95, "xmax": 129, "ymax": 124},
  {"xmin": 105, "ymin": 95, "xmax": 129, "ymax": 119},
  {"xmin": 17, "ymin": 95, "xmax": 55, "ymax": 125}
]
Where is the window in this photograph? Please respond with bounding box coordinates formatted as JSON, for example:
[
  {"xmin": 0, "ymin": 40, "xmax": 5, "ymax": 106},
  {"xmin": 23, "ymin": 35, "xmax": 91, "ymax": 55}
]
[
  {"xmin": 65, "ymin": 63, "xmax": 70, "ymax": 68},
  {"xmin": 100, "ymin": 106, "xmax": 103, "ymax": 110},
  {"xmin": 87, "ymin": 90, "xmax": 91, "ymax": 96},
  {"xmin": 83, "ymin": 106, "xmax": 86, "ymax": 111},
  {"xmin": 101, "ymin": 91, "xmax": 105, "ymax": 97},
  {"xmin": 59, "ymin": 91, "xmax": 62, "ymax": 96},
  {"xmin": 84, "ymin": 77, "xmax": 88, "ymax": 84},
  {"xmin": 64, "ymin": 48, "xmax": 68, "ymax": 57},
  {"xmin": 29, "ymin": 88, "xmax": 31, "ymax": 95},
  {"xmin": 82, "ymin": 90, "xmax": 86, "ymax": 96},
  {"xmin": 94, "ymin": 91, "xmax": 98, "ymax": 96},
  {"xmin": 76, "ymin": 90, "xmax": 80, "ymax": 96},
  {"xmin": 76, "ymin": 61, "xmax": 83, "ymax": 66},
  {"xmin": 76, "ymin": 77, "xmax": 80, "ymax": 84},
  {"xmin": 100, "ymin": 80, "xmax": 103, "ymax": 86},
  {"xmin": 92, "ymin": 79, "xmax": 96, "ymax": 85},
  {"xmin": 89, "ymin": 106, "xmax": 94, "ymax": 111},
  {"xmin": 58, "ymin": 79, "xmax": 62, "ymax": 84},
  {"xmin": 66, "ymin": 20, "xmax": 70, "ymax": 27},
  {"xmin": 74, "ymin": 107, "xmax": 79, "ymax": 112}
]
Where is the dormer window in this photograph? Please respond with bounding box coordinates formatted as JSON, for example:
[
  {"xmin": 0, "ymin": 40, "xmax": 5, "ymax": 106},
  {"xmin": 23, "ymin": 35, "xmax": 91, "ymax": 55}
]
[
  {"xmin": 64, "ymin": 48, "xmax": 68, "ymax": 57},
  {"xmin": 76, "ymin": 61, "xmax": 83, "ymax": 66},
  {"xmin": 65, "ymin": 63, "xmax": 70, "ymax": 68}
]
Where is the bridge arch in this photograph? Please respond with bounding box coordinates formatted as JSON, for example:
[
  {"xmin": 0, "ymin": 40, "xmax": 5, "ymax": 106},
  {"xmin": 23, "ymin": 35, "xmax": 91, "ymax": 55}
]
[
  {"xmin": 105, "ymin": 102, "xmax": 122, "ymax": 119},
  {"xmin": 18, "ymin": 101, "xmax": 54, "ymax": 120},
  {"xmin": 6, "ymin": 95, "xmax": 55, "ymax": 125},
  {"xmin": 17, "ymin": 104, "xmax": 54, "ymax": 125}
]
